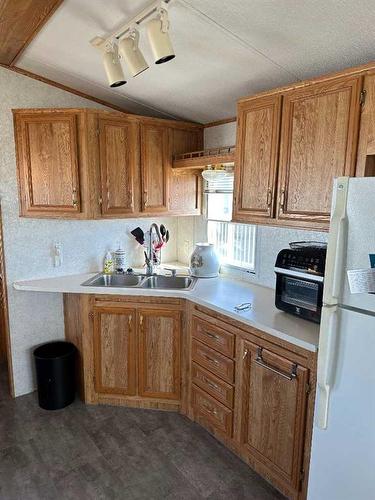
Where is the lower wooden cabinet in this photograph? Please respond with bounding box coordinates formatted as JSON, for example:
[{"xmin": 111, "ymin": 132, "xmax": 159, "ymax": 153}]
[
  {"xmin": 138, "ymin": 308, "xmax": 181, "ymax": 400},
  {"xmin": 238, "ymin": 339, "xmax": 309, "ymax": 492},
  {"xmin": 93, "ymin": 306, "xmax": 137, "ymax": 397}
]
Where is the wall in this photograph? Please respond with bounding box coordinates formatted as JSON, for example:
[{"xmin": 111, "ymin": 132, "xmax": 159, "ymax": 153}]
[
  {"xmin": 0, "ymin": 67, "xmax": 178, "ymax": 396},
  {"xmin": 177, "ymin": 122, "xmax": 328, "ymax": 288}
]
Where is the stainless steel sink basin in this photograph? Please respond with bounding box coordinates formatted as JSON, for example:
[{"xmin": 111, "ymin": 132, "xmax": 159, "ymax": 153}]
[
  {"xmin": 140, "ymin": 275, "xmax": 196, "ymax": 290},
  {"xmin": 82, "ymin": 273, "xmax": 144, "ymax": 288},
  {"xmin": 81, "ymin": 273, "xmax": 196, "ymax": 290}
]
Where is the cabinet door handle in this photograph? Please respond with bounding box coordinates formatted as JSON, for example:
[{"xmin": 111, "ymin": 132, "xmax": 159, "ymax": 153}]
[
  {"xmin": 266, "ymin": 188, "xmax": 273, "ymax": 207},
  {"xmin": 139, "ymin": 315, "xmax": 143, "ymax": 327},
  {"xmin": 255, "ymin": 347, "xmax": 297, "ymax": 381},
  {"xmin": 243, "ymin": 348, "xmax": 249, "ymax": 360},
  {"xmin": 72, "ymin": 189, "xmax": 78, "ymax": 207},
  {"xmin": 128, "ymin": 316, "xmax": 132, "ymax": 327},
  {"xmin": 143, "ymin": 190, "xmax": 148, "ymax": 208},
  {"xmin": 279, "ymin": 188, "xmax": 285, "ymax": 213}
]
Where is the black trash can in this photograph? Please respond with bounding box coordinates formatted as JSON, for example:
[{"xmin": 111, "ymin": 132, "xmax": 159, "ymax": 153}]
[{"xmin": 33, "ymin": 341, "xmax": 77, "ymax": 410}]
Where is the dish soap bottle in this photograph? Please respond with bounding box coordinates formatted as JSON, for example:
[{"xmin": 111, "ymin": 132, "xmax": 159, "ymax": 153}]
[
  {"xmin": 114, "ymin": 242, "xmax": 126, "ymax": 274},
  {"xmin": 103, "ymin": 251, "xmax": 114, "ymax": 274}
]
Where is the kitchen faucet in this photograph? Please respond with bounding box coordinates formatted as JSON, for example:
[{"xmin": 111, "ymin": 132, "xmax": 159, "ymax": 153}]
[{"xmin": 145, "ymin": 223, "xmax": 164, "ymax": 275}]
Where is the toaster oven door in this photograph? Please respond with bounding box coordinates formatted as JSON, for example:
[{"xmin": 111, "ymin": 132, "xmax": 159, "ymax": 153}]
[{"xmin": 275, "ymin": 271, "xmax": 323, "ymax": 322}]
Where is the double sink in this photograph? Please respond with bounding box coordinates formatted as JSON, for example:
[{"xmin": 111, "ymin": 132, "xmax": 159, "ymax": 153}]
[{"xmin": 81, "ymin": 272, "xmax": 196, "ymax": 291}]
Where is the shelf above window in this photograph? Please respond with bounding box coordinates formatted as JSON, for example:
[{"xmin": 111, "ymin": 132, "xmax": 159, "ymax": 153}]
[{"xmin": 172, "ymin": 145, "xmax": 236, "ymax": 169}]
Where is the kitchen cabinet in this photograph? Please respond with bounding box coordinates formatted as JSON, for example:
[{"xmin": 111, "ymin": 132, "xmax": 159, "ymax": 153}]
[
  {"xmin": 14, "ymin": 110, "xmax": 82, "ymax": 217},
  {"xmin": 238, "ymin": 340, "xmax": 309, "ymax": 491},
  {"xmin": 169, "ymin": 127, "xmax": 203, "ymax": 215},
  {"xmin": 13, "ymin": 109, "xmax": 203, "ymax": 219},
  {"xmin": 234, "ymin": 73, "xmax": 362, "ymax": 229},
  {"xmin": 356, "ymin": 71, "xmax": 375, "ymax": 176},
  {"xmin": 233, "ymin": 94, "xmax": 281, "ymax": 222},
  {"xmin": 140, "ymin": 122, "xmax": 169, "ymax": 213},
  {"xmin": 93, "ymin": 306, "xmax": 136, "ymax": 396},
  {"xmin": 138, "ymin": 308, "xmax": 181, "ymax": 400},
  {"xmin": 98, "ymin": 115, "xmax": 140, "ymax": 216},
  {"xmin": 277, "ymin": 75, "xmax": 361, "ymax": 225}
]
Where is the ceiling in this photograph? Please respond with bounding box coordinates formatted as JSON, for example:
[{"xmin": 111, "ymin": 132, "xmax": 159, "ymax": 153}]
[{"xmin": 16, "ymin": 0, "xmax": 375, "ymax": 123}]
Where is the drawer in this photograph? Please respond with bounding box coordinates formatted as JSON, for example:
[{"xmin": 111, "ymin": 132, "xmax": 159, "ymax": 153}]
[
  {"xmin": 191, "ymin": 385, "xmax": 233, "ymax": 437},
  {"xmin": 192, "ymin": 317, "xmax": 235, "ymax": 357},
  {"xmin": 192, "ymin": 339, "xmax": 235, "ymax": 384},
  {"xmin": 192, "ymin": 363, "xmax": 234, "ymax": 408}
]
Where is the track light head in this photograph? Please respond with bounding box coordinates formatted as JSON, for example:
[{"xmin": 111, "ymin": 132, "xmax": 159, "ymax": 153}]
[
  {"xmin": 102, "ymin": 45, "xmax": 126, "ymax": 87},
  {"xmin": 147, "ymin": 8, "xmax": 175, "ymax": 64},
  {"xmin": 119, "ymin": 30, "xmax": 149, "ymax": 77}
]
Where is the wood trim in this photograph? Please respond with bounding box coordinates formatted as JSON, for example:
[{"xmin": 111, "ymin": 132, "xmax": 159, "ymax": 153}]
[
  {"xmin": 0, "ymin": 0, "xmax": 64, "ymax": 66},
  {"xmin": 238, "ymin": 60, "xmax": 375, "ymax": 104},
  {"xmin": 173, "ymin": 146, "xmax": 235, "ymax": 169},
  {"xmin": 0, "ymin": 206, "xmax": 15, "ymax": 397},
  {"xmin": 203, "ymin": 117, "xmax": 237, "ymax": 128}
]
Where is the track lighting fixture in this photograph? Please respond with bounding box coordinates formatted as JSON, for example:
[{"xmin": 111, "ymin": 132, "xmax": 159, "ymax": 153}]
[
  {"xmin": 119, "ymin": 29, "xmax": 149, "ymax": 77},
  {"xmin": 147, "ymin": 7, "xmax": 175, "ymax": 64},
  {"xmin": 102, "ymin": 45, "xmax": 126, "ymax": 87},
  {"xmin": 90, "ymin": 0, "xmax": 175, "ymax": 88}
]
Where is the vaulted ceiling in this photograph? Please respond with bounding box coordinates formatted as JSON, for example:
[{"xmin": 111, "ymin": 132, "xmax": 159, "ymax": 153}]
[{"xmin": 7, "ymin": 0, "xmax": 375, "ymax": 122}]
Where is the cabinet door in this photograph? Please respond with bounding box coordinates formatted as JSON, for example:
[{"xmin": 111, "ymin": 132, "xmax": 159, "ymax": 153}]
[
  {"xmin": 14, "ymin": 111, "xmax": 81, "ymax": 216},
  {"xmin": 239, "ymin": 340, "xmax": 309, "ymax": 490},
  {"xmin": 356, "ymin": 72, "xmax": 375, "ymax": 176},
  {"xmin": 93, "ymin": 307, "xmax": 136, "ymax": 396},
  {"xmin": 98, "ymin": 116, "xmax": 140, "ymax": 216},
  {"xmin": 140, "ymin": 123, "xmax": 169, "ymax": 213},
  {"xmin": 169, "ymin": 127, "xmax": 203, "ymax": 215},
  {"xmin": 278, "ymin": 75, "xmax": 361, "ymax": 225},
  {"xmin": 233, "ymin": 95, "xmax": 281, "ymax": 222},
  {"xmin": 138, "ymin": 309, "xmax": 181, "ymax": 400}
]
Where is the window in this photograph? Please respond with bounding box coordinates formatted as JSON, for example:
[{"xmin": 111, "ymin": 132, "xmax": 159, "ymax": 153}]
[{"xmin": 205, "ymin": 171, "xmax": 256, "ymax": 271}]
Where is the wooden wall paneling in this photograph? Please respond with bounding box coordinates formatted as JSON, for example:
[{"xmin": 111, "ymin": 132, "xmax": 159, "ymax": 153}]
[
  {"xmin": 0, "ymin": 0, "xmax": 63, "ymax": 65},
  {"xmin": 138, "ymin": 308, "xmax": 181, "ymax": 400},
  {"xmin": 356, "ymin": 71, "xmax": 375, "ymax": 176},
  {"xmin": 98, "ymin": 115, "xmax": 140, "ymax": 216},
  {"xmin": 277, "ymin": 75, "xmax": 362, "ymax": 225},
  {"xmin": 233, "ymin": 94, "xmax": 282, "ymax": 222},
  {"xmin": 93, "ymin": 306, "xmax": 137, "ymax": 396}
]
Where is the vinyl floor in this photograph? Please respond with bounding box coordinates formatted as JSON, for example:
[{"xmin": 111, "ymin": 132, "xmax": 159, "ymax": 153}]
[{"xmin": 0, "ymin": 364, "xmax": 285, "ymax": 500}]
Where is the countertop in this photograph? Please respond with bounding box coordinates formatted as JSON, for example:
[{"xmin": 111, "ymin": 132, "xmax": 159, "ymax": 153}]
[{"xmin": 13, "ymin": 271, "xmax": 320, "ymax": 352}]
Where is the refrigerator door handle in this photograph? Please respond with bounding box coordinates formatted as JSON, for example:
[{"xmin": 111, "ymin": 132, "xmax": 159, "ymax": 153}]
[
  {"xmin": 316, "ymin": 305, "xmax": 339, "ymax": 429},
  {"xmin": 323, "ymin": 177, "xmax": 349, "ymax": 305}
]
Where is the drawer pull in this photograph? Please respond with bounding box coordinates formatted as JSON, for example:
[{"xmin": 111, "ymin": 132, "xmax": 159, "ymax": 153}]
[
  {"xmin": 203, "ymin": 331, "xmax": 220, "ymax": 340},
  {"xmin": 256, "ymin": 347, "xmax": 297, "ymax": 381},
  {"xmin": 202, "ymin": 377, "xmax": 219, "ymax": 391},
  {"xmin": 203, "ymin": 353, "xmax": 219, "ymax": 365},
  {"xmin": 202, "ymin": 403, "xmax": 218, "ymax": 416}
]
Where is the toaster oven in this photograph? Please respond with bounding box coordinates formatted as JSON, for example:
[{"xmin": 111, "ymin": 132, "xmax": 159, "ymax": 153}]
[{"xmin": 274, "ymin": 242, "xmax": 327, "ymax": 323}]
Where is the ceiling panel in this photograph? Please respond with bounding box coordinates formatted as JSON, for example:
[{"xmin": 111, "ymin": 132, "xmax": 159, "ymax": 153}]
[{"xmin": 15, "ymin": 0, "xmax": 375, "ymax": 123}]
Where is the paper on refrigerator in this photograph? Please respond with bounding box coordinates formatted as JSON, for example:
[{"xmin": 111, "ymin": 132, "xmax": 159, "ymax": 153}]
[{"xmin": 347, "ymin": 268, "xmax": 375, "ymax": 294}]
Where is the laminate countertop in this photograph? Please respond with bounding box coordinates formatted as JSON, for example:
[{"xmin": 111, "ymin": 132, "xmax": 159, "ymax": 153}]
[{"xmin": 13, "ymin": 271, "xmax": 320, "ymax": 352}]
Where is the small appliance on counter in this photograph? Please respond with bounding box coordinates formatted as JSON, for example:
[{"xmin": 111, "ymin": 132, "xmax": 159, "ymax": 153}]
[
  {"xmin": 190, "ymin": 243, "xmax": 220, "ymax": 278},
  {"xmin": 274, "ymin": 241, "xmax": 327, "ymax": 323}
]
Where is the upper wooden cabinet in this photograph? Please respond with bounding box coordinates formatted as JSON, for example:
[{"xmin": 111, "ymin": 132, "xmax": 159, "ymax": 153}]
[
  {"xmin": 13, "ymin": 109, "xmax": 203, "ymax": 219},
  {"xmin": 98, "ymin": 115, "xmax": 140, "ymax": 217},
  {"xmin": 234, "ymin": 95, "xmax": 281, "ymax": 222},
  {"xmin": 277, "ymin": 75, "xmax": 361, "ymax": 225},
  {"xmin": 233, "ymin": 72, "xmax": 364, "ymax": 230},
  {"xmin": 140, "ymin": 122, "xmax": 169, "ymax": 213},
  {"xmin": 356, "ymin": 71, "xmax": 375, "ymax": 177},
  {"xmin": 14, "ymin": 110, "xmax": 82, "ymax": 217}
]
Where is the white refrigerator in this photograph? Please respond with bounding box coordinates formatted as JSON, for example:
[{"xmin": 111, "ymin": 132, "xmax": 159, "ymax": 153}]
[{"xmin": 308, "ymin": 177, "xmax": 375, "ymax": 500}]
